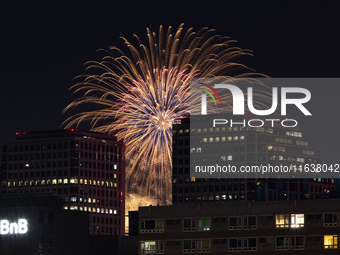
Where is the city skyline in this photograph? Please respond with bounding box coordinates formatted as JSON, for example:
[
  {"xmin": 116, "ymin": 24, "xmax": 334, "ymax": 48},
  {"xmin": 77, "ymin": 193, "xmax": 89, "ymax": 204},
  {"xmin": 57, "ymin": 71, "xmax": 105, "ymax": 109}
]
[{"xmin": 1, "ymin": 2, "xmax": 340, "ymax": 166}]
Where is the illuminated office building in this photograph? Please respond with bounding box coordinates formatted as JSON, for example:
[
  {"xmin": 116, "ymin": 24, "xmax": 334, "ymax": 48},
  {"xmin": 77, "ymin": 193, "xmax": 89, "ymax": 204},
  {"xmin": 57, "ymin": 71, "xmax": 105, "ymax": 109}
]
[
  {"xmin": 0, "ymin": 129, "xmax": 125, "ymax": 235},
  {"xmin": 172, "ymin": 116, "xmax": 336, "ymax": 204}
]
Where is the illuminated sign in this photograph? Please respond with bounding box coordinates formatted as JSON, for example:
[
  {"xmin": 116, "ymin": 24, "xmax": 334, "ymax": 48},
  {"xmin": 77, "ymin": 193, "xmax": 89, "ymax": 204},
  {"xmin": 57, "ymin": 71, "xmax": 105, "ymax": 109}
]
[{"xmin": 0, "ymin": 219, "xmax": 28, "ymax": 234}]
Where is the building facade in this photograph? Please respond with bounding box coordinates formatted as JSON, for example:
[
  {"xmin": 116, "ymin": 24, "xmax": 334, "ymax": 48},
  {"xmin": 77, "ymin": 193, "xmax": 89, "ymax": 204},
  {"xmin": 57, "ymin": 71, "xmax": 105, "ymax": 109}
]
[
  {"xmin": 0, "ymin": 193, "xmax": 89, "ymax": 255},
  {"xmin": 0, "ymin": 129, "xmax": 125, "ymax": 235},
  {"xmin": 172, "ymin": 116, "xmax": 336, "ymax": 204},
  {"xmin": 138, "ymin": 199, "xmax": 340, "ymax": 254}
]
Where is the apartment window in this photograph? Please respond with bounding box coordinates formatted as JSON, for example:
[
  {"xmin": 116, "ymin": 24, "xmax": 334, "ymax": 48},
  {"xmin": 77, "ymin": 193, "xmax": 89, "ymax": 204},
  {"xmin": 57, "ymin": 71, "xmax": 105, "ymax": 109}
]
[
  {"xmin": 291, "ymin": 214, "xmax": 304, "ymax": 228},
  {"xmin": 324, "ymin": 213, "xmax": 338, "ymax": 227},
  {"xmin": 183, "ymin": 218, "xmax": 195, "ymax": 232},
  {"xmin": 229, "ymin": 237, "xmax": 242, "ymax": 252},
  {"xmin": 291, "ymin": 236, "xmax": 305, "ymax": 250},
  {"xmin": 275, "ymin": 214, "xmax": 289, "ymax": 228},
  {"xmin": 183, "ymin": 239, "xmax": 196, "ymax": 253},
  {"xmin": 275, "ymin": 236, "xmax": 289, "ymax": 250},
  {"xmin": 141, "ymin": 241, "xmax": 164, "ymax": 254},
  {"xmin": 243, "ymin": 237, "xmax": 257, "ymax": 251},
  {"xmin": 140, "ymin": 219, "xmax": 164, "ymax": 233},
  {"xmin": 197, "ymin": 217, "xmax": 210, "ymax": 231},
  {"xmin": 229, "ymin": 216, "xmax": 242, "ymax": 230},
  {"xmin": 197, "ymin": 239, "xmax": 210, "ymax": 253},
  {"xmin": 243, "ymin": 216, "xmax": 257, "ymax": 229},
  {"xmin": 324, "ymin": 235, "xmax": 338, "ymax": 249}
]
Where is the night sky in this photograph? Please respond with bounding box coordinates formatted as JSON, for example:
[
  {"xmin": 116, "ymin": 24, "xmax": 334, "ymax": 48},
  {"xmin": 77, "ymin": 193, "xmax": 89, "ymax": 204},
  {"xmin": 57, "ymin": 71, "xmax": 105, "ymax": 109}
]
[{"xmin": 1, "ymin": 1, "xmax": 340, "ymax": 165}]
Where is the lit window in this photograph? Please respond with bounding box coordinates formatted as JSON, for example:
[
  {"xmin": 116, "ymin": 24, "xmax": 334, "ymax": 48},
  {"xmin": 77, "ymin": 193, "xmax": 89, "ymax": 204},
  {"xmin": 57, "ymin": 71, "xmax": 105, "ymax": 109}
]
[
  {"xmin": 114, "ymin": 174, "xmax": 117, "ymax": 179},
  {"xmin": 70, "ymin": 205, "xmax": 78, "ymax": 210},
  {"xmin": 227, "ymin": 155, "xmax": 232, "ymax": 161},
  {"xmin": 291, "ymin": 214, "xmax": 304, "ymax": 228},
  {"xmin": 58, "ymin": 179, "xmax": 62, "ymax": 184},
  {"xmin": 41, "ymin": 180, "xmax": 45, "ymax": 185},
  {"xmin": 92, "ymin": 208, "xmax": 96, "ymax": 213},
  {"xmin": 114, "ymin": 183, "xmax": 117, "ymax": 188},
  {"xmin": 240, "ymin": 136, "xmax": 244, "ymax": 141},
  {"xmin": 105, "ymin": 209, "xmax": 108, "ymax": 214},
  {"xmin": 70, "ymin": 177, "xmax": 78, "ymax": 184},
  {"xmin": 215, "ymin": 137, "xmax": 220, "ymax": 142},
  {"xmin": 234, "ymin": 136, "xmax": 238, "ymax": 141},
  {"xmin": 101, "ymin": 208, "xmax": 104, "ymax": 214},
  {"xmin": 84, "ymin": 207, "xmax": 87, "ymax": 211},
  {"xmin": 110, "ymin": 209, "xmax": 113, "ymax": 214},
  {"xmin": 276, "ymin": 214, "xmax": 289, "ymax": 228},
  {"xmin": 70, "ymin": 196, "xmax": 77, "ymax": 202},
  {"xmin": 114, "ymin": 165, "xmax": 117, "ymax": 170},
  {"xmin": 190, "ymin": 148, "xmax": 195, "ymax": 153},
  {"xmin": 84, "ymin": 179, "xmax": 87, "ymax": 185},
  {"xmin": 80, "ymin": 207, "xmax": 83, "ymax": 211},
  {"xmin": 80, "ymin": 179, "xmax": 83, "ymax": 184},
  {"xmin": 324, "ymin": 235, "xmax": 338, "ymax": 249},
  {"xmin": 197, "ymin": 148, "xmax": 201, "ymax": 153},
  {"xmin": 221, "ymin": 156, "xmax": 226, "ymax": 162},
  {"xmin": 63, "ymin": 179, "xmax": 68, "ymax": 184},
  {"xmin": 203, "ymin": 138, "xmax": 207, "ymax": 143},
  {"xmin": 88, "ymin": 198, "xmax": 91, "ymax": 203},
  {"xmin": 227, "ymin": 136, "xmax": 232, "ymax": 141},
  {"xmin": 197, "ymin": 218, "xmax": 210, "ymax": 231},
  {"xmin": 93, "ymin": 180, "xmax": 96, "ymax": 186},
  {"xmin": 141, "ymin": 241, "xmax": 164, "ymax": 254},
  {"xmin": 221, "ymin": 137, "xmax": 226, "ymax": 142},
  {"xmin": 114, "ymin": 210, "xmax": 117, "ymax": 215},
  {"xmin": 101, "ymin": 181, "xmax": 104, "ymax": 186}
]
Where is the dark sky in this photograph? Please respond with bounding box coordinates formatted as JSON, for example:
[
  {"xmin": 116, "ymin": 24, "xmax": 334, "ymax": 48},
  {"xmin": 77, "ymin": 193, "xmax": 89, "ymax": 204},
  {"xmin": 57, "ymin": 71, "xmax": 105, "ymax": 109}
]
[{"xmin": 1, "ymin": 1, "xmax": 340, "ymax": 164}]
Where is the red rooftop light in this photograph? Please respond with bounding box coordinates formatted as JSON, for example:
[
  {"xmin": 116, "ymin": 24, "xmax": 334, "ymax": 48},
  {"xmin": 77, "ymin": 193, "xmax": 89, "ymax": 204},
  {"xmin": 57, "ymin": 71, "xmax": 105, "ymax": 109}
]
[{"xmin": 67, "ymin": 128, "xmax": 80, "ymax": 132}]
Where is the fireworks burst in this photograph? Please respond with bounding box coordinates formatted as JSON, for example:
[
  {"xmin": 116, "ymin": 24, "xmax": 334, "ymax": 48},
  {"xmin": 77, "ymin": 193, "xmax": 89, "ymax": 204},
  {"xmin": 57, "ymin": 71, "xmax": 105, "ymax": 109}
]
[{"xmin": 63, "ymin": 24, "xmax": 263, "ymax": 204}]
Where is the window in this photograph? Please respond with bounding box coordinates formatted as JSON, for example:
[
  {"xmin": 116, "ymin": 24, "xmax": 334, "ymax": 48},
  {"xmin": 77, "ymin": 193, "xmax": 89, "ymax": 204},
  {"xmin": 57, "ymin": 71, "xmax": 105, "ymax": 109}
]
[
  {"xmin": 229, "ymin": 216, "xmax": 242, "ymax": 230},
  {"xmin": 276, "ymin": 236, "xmax": 289, "ymax": 250},
  {"xmin": 197, "ymin": 218, "xmax": 210, "ymax": 231},
  {"xmin": 197, "ymin": 239, "xmax": 210, "ymax": 253},
  {"xmin": 141, "ymin": 241, "xmax": 164, "ymax": 254},
  {"xmin": 183, "ymin": 239, "xmax": 196, "ymax": 253},
  {"xmin": 183, "ymin": 218, "xmax": 195, "ymax": 232},
  {"xmin": 229, "ymin": 237, "xmax": 242, "ymax": 252},
  {"xmin": 243, "ymin": 237, "xmax": 257, "ymax": 251},
  {"xmin": 243, "ymin": 216, "xmax": 257, "ymax": 229},
  {"xmin": 324, "ymin": 213, "xmax": 338, "ymax": 227},
  {"xmin": 140, "ymin": 220, "xmax": 155, "ymax": 233},
  {"xmin": 324, "ymin": 235, "xmax": 338, "ymax": 249},
  {"xmin": 156, "ymin": 219, "xmax": 164, "ymax": 232},
  {"xmin": 291, "ymin": 236, "xmax": 304, "ymax": 250},
  {"xmin": 275, "ymin": 214, "xmax": 289, "ymax": 228},
  {"xmin": 291, "ymin": 214, "xmax": 304, "ymax": 228}
]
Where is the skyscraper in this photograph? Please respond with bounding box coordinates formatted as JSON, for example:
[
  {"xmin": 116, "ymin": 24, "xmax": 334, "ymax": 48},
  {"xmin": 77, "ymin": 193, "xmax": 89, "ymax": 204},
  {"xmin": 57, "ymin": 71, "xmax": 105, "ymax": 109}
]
[
  {"xmin": 0, "ymin": 129, "xmax": 125, "ymax": 235},
  {"xmin": 172, "ymin": 116, "xmax": 336, "ymax": 204}
]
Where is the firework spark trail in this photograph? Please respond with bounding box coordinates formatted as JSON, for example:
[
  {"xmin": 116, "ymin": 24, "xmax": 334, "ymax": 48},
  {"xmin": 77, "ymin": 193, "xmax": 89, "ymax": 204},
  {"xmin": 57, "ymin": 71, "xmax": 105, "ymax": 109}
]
[{"xmin": 63, "ymin": 24, "xmax": 268, "ymax": 204}]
